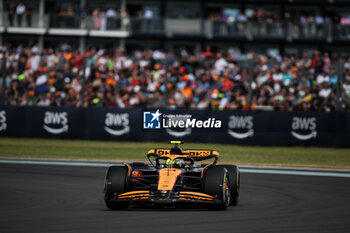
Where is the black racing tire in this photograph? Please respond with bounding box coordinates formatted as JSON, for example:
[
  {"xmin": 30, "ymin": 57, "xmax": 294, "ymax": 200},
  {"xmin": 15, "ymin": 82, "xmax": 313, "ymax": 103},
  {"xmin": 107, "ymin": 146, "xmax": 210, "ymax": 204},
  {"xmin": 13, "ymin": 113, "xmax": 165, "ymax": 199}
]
[
  {"xmin": 216, "ymin": 165, "xmax": 240, "ymax": 206},
  {"xmin": 104, "ymin": 166, "xmax": 129, "ymax": 210},
  {"xmin": 202, "ymin": 166, "xmax": 231, "ymax": 210}
]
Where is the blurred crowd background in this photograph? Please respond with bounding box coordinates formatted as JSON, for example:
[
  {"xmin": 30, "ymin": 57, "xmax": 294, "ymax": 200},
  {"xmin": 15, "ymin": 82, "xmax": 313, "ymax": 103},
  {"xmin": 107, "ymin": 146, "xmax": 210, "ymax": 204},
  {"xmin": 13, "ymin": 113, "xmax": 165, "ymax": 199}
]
[{"xmin": 1, "ymin": 44, "xmax": 349, "ymax": 111}]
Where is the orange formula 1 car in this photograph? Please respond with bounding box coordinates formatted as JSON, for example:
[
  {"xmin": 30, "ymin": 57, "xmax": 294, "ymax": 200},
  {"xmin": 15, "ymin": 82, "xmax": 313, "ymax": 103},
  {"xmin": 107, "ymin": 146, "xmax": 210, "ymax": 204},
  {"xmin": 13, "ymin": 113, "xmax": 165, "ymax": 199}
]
[{"xmin": 104, "ymin": 141, "xmax": 240, "ymax": 210}]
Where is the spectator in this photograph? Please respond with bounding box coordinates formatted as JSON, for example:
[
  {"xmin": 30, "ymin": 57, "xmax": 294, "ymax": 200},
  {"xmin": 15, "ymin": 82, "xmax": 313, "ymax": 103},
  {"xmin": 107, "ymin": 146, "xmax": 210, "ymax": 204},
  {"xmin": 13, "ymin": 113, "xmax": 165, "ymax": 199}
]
[
  {"xmin": 67, "ymin": 7, "xmax": 74, "ymax": 16},
  {"xmin": 120, "ymin": 9, "xmax": 130, "ymax": 30},
  {"xmin": 58, "ymin": 7, "xmax": 66, "ymax": 28},
  {"xmin": 92, "ymin": 9, "xmax": 100, "ymax": 30},
  {"xmin": 343, "ymin": 78, "xmax": 350, "ymax": 97},
  {"xmin": 143, "ymin": 8, "xmax": 154, "ymax": 31},
  {"xmin": 144, "ymin": 8, "xmax": 153, "ymax": 19},
  {"xmin": 37, "ymin": 94, "xmax": 50, "ymax": 106},
  {"xmin": 315, "ymin": 13, "xmax": 325, "ymax": 36},
  {"xmin": 28, "ymin": 50, "xmax": 41, "ymax": 72},
  {"xmin": 256, "ymin": 65, "xmax": 269, "ymax": 86},
  {"xmin": 237, "ymin": 11, "xmax": 248, "ymax": 34},
  {"xmin": 106, "ymin": 8, "xmax": 117, "ymax": 30},
  {"xmin": 214, "ymin": 52, "xmax": 228, "ymax": 72},
  {"xmin": 312, "ymin": 50, "xmax": 324, "ymax": 74},
  {"xmin": 318, "ymin": 83, "xmax": 331, "ymax": 98},
  {"xmin": 46, "ymin": 49, "xmax": 56, "ymax": 69},
  {"xmin": 323, "ymin": 53, "xmax": 331, "ymax": 74},
  {"xmin": 26, "ymin": 5, "xmax": 33, "ymax": 27},
  {"xmin": 298, "ymin": 52, "xmax": 312, "ymax": 76},
  {"xmin": 316, "ymin": 71, "xmax": 330, "ymax": 85},
  {"xmin": 340, "ymin": 14, "xmax": 350, "ymax": 38},
  {"xmin": 16, "ymin": 2, "xmax": 26, "ymax": 27},
  {"xmin": 99, "ymin": 9, "xmax": 107, "ymax": 30},
  {"xmin": 8, "ymin": 3, "xmax": 15, "ymax": 26},
  {"xmin": 66, "ymin": 7, "xmax": 76, "ymax": 28}
]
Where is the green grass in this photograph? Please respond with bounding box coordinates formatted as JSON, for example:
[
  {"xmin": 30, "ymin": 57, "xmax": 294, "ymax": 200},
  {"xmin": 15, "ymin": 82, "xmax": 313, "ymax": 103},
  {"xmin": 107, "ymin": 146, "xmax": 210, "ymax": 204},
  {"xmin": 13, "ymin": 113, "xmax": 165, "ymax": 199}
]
[{"xmin": 0, "ymin": 138, "xmax": 350, "ymax": 169}]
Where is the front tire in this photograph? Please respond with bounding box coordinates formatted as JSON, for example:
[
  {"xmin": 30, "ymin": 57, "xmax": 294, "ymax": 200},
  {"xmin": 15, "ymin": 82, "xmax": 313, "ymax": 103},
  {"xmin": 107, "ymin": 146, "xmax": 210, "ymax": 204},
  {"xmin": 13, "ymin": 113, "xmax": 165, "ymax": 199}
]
[
  {"xmin": 104, "ymin": 166, "xmax": 129, "ymax": 210},
  {"xmin": 202, "ymin": 167, "xmax": 231, "ymax": 210}
]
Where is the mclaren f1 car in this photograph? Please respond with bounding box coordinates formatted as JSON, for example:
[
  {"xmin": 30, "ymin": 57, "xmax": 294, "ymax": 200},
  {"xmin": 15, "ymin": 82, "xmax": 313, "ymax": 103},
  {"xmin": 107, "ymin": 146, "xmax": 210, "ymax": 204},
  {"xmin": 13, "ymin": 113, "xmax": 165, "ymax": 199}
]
[{"xmin": 104, "ymin": 141, "xmax": 240, "ymax": 210}]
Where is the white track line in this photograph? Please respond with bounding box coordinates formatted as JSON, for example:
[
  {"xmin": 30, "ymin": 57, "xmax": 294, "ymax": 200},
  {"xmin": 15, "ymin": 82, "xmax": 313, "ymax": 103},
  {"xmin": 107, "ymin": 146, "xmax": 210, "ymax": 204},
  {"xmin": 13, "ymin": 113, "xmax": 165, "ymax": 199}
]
[{"xmin": 0, "ymin": 159, "xmax": 350, "ymax": 178}]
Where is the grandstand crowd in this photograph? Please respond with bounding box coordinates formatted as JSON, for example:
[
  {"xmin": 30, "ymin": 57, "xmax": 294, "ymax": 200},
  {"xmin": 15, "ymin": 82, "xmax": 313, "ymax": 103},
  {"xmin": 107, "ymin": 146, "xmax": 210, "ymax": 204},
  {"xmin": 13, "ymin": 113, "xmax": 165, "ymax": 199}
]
[{"xmin": 0, "ymin": 44, "xmax": 349, "ymax": 111}]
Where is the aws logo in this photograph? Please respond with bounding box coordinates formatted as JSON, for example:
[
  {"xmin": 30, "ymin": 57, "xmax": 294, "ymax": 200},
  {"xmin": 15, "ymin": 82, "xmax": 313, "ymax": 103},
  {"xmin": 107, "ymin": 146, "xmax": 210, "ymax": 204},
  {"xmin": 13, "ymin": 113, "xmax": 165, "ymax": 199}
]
[
  {"xmin": 43, "ymin": 111, "xmax": 68, "ymax": 134},
  {"xmin": 0, "ymin": 111, "xmax": 6, "ymax": 131},
  {"xmin": 291, "ymin": 117, "xmax": 317, "ymax": 140},
  {"xmin": 104, "ymin": 113, "xmax": 130, "ymax": 136},
  {"xmin": 227, "ymin": 115, "xmax": 254, "ymax": 139}
]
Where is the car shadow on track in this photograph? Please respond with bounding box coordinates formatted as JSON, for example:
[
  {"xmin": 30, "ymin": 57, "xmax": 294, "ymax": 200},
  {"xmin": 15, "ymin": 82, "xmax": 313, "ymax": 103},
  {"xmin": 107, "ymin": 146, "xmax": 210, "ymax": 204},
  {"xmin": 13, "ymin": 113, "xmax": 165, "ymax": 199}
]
[{"xmin": 100, "ymin": 205, "xmax": 234, "ymax": 212}]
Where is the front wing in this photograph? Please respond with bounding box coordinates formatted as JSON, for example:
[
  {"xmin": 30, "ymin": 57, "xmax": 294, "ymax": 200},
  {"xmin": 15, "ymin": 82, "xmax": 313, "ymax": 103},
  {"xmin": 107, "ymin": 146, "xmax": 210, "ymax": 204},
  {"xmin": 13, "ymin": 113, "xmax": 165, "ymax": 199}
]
[{"xmin": 108, "ymin": 190, "xmax": 221, "ymax": 205}]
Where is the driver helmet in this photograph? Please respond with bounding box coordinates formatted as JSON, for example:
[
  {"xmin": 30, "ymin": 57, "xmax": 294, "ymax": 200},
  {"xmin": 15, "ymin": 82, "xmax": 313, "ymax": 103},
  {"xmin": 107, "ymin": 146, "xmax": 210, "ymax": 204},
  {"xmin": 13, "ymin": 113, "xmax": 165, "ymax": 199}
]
[
  {"xmin": 165, "ymin": 158, "xmax": 185, "ymax": 168},
  {"xmin": 173, "ymin": 158, "xmax": 185, "ymax": 168},
  {"xmin": 165, "ymin": 158, "xmax": 172, "ymax": 168}
]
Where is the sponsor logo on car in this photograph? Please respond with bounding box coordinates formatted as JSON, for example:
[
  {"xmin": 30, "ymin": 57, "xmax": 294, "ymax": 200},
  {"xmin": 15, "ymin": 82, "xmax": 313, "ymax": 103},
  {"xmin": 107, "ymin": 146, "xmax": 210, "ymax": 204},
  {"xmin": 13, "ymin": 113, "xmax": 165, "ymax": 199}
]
[
  {"xmin": 43, "ymin": 111, "xmax": 68, "ymax": 134},
  {"xmin": 0, "ymin": 110, "xmax": 6, "ymax": 132},
  {"xmin": 227, "ymin": 115, "xmax": 254, "ymax": 139},
  {"xmin": 291, "ymin": 117, "xmax": 317, "ymax": 140},
  {"xmin": 104, "ymin": 113, "xmax": 130, "ymax": 136}
]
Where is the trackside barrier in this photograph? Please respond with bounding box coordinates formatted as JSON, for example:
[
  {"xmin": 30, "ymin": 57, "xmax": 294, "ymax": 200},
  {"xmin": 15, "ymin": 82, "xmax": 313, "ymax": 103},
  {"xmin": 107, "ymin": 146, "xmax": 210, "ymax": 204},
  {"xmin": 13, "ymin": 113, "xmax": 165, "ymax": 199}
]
[{"xmin": 0, "ymin": 106, "xmax": 349, "ymax": 147}]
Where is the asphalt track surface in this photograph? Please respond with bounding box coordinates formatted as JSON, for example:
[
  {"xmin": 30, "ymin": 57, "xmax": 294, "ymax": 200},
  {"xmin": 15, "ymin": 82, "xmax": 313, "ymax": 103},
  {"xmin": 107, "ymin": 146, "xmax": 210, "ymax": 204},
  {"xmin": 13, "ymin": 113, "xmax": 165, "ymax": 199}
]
[{"xmin": 1, "ymin": 163, "xmax": 350, "ymax": 233}]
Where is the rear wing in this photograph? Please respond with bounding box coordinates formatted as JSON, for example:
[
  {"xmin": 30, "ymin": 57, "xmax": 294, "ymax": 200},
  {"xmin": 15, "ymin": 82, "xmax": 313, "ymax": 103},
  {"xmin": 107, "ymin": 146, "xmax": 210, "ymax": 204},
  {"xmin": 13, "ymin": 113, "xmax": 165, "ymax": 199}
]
[{"xmin": 147, "ymin": 149, "xmax": 219, "ymax": 159}]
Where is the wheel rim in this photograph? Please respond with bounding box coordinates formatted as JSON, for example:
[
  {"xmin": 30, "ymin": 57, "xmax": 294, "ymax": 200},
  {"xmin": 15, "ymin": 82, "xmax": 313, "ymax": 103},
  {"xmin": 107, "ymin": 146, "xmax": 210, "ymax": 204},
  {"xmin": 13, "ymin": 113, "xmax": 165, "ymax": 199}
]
[{"xmin": 223, "ymin": 175, "xmax": 231, "ymax": 206}]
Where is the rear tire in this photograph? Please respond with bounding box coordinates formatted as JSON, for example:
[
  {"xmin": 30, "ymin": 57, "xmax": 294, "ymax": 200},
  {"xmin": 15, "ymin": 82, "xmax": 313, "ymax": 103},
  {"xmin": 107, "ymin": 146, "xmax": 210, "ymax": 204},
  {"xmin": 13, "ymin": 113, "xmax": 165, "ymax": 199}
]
[
  {"xmin": 104, "ymin": 166, "xmax": 129, "ymax": 210},
  {"xmin": 202, "ymin": 167, "xmax": 231, "ymax": 210},
  {"xmin": 216, "ymin": 165, "xmax": 240, "ymax": 206}
]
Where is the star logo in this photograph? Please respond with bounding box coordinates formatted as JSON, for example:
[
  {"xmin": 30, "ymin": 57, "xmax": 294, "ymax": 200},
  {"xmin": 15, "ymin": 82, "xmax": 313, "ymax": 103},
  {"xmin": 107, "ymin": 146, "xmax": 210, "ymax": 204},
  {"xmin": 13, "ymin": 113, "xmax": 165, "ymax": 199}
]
[
  {"xmin": 143, "ymin": 109, "xmax": 162, "ymax": 129},
  {"xmin": 151, "ymin": 109, "xmax": 161, "ymax": 122}
]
